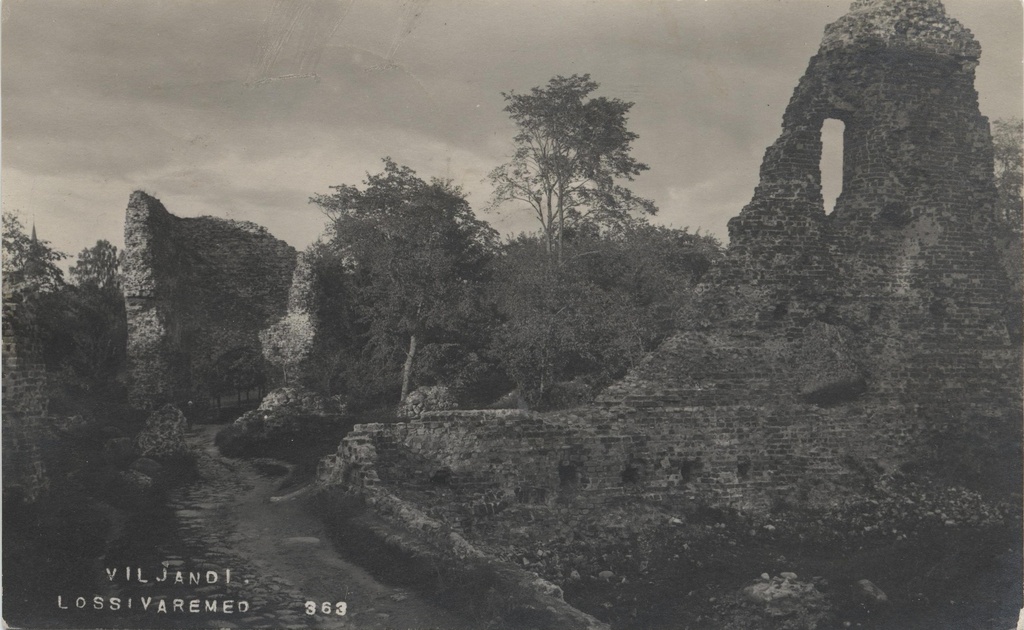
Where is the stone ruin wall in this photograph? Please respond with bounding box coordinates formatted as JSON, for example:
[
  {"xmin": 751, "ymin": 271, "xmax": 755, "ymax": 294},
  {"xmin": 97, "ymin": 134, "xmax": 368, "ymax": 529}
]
[
  {"xmin": 2, "ymin": 290, "xmax": 51, "ymax": 502},
  {"xmin": 598, "ymin": 0, "xmax": 1018, "ymax": 451},
  {"xmin": 123, "ymin": 191, "xmax": 296, "ymax": 410},
  {"xmin": 717, "ymin": 0, "xmax": 1014, "ymax": 416},
  {"xmin": 260, "ymin": 249, "xmax": 320, "ymax": 385},
  {"xmin": 326, "ymin": 402, "xmax": 913, "ymax": 517},
  {"xmin": 324, "ymin": 0, "xmax": 1020, "ymax": 515}
]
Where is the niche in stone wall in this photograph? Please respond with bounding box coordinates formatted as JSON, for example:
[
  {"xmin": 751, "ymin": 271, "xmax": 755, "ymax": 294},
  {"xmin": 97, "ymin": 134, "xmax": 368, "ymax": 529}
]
[
  {"xmin": 821, "ymin": 118, "xmax": 845, "ymax": 215},
  {"xmin": 622, "ymin": 459, "xmax": 646, "ymax": 485},
  {"xmin": 559, "ymin": 461, "xmax": 581, "ymax": 487},
  {"xmin": 737, "ymin": 456, "xmax": 752, "ymax": 480},
  {"xmin": 430, "ymin": 467, "xmax": 453, "ymax": 485},
  {"xmin": 679, "ymin": 459, "xmax": 703, "ymax": 484}
]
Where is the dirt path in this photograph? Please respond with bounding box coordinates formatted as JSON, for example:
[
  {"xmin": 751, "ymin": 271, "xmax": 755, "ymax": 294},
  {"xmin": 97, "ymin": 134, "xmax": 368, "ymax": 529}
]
[{"xmin": 161, "ymin": 425, "xmax": 473, "ymax": 630}]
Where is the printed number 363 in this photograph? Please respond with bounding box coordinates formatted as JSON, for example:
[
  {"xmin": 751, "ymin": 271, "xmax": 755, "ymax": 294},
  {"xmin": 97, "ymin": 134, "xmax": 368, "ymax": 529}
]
[{"xmin": 305, "ymin": 601, "xmax": 347, "ymax": 616}]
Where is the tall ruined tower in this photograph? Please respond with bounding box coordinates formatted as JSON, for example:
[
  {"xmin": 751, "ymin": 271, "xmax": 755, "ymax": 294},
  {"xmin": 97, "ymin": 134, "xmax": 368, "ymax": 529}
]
[
  {"xmin": 594, "ymin": 0, "xmax": 1019, "ymax": 499},
  {"xmin": 714, "ymin": 0, "xmax": 1016, "ymax": 409},
  {"xmin": 122, "ymin": 192, "xmax": 298, "ymax": 411}
]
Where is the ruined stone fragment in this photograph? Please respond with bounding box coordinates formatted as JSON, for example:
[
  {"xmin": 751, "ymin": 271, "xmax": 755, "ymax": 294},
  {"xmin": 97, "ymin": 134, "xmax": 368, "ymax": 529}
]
[
  {"xmin": 260, "ymin": 249, "xmax": 320, "ymax": 384},
  {"xmin": 122, "ymin": 191, "xmax": 296, "ymax": 411},
  {"xmin": 135, "ymin": 404, "xmax": 190, "ymax": 460}
]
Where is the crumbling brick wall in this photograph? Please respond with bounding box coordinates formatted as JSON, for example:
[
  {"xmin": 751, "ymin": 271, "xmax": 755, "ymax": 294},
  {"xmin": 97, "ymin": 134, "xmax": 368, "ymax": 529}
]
[
  {"xmin": 598, "ymin": 0, "xmax": 1019, "ymax": 443},
  {"xmin": 717, "ymin": 0, "xmax": 1014, "ymax": 410},
  {"xmin": 324, "ymin": 0, "xmax": 1020, "ymax": 515},
  {"xmin": 327, "ymin": 405, "xmax": 910, "ymax": 514},
  {"xmin": 122, "ymin": 191, "xmax": 296, "ymax": 410},
  {"xmin": 260, "ymin": 249, "xmax": 319, "ymax": 385},
  {"xmin": 2, "ymin": 290, "xmax": 51, "ymax": 502}
]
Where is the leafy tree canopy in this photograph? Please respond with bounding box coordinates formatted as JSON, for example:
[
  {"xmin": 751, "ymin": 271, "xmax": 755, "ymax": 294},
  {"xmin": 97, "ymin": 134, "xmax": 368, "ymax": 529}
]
[
  {"xmin": 490, "ymin": 225, "xmax": 722, "ymax": 407},
  {"xmin": 2, "ymin": 211, "xmax": 66, "ymax": 293},
  {"xmin": 992, "ymin": 117, "xmax": 1023, "ymax": 231},
  {"xmin": 311, "ymin": 158, "xmax": 498, "ymax": 403},
  {"xmin": 70, "ymin": 240, "xmax": 121, "ymax": 292},
  {"xmin": 488, "ymin": 74, "xmax": 656, "ymax": 260}
]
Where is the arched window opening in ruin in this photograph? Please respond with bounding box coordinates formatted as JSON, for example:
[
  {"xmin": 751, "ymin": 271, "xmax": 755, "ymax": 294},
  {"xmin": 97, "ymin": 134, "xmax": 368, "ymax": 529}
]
[
  {"xmin": 736, "ymin": 456, "xmax": 751, "ymax": 479},
  {"xmin": 430, "ymin": 467, "xmax": 452, "ymax": 485},
  {"xmin": 679, "ymin": 459, "xmax": 702, "ymax": 484},
  {"xmin": 622, "ymin": 463, "xmax": 644, "ymax": 485},
  {"xmin": 821, "ymin": 118, "xmax": 845, "ymax": 215}
]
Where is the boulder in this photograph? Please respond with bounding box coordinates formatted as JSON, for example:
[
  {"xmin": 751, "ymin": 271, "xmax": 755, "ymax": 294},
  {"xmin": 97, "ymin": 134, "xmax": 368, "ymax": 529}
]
[
  {"xmin": 488, "ymin": 389, "xmax": 523, "ymax": 410},
  {"xmin": 216, "ymin": 386, "xmax": 346, "ymax": 458},
  {"xmin": 397, "ymin": 386, "xmax": 457, "ymax": 419},
  {"xmin": 130, "ymin": 457, "xmax": 165, "ymax": 478},
  {"xmin": 856, "ymin": 579, "xmax": 888, "ymax": 603},
  {"xmin": 741, "ymin": 573, "xmax": 827, "ymax": 620},
  {"xmin": 118, "ymin": 469, "xmax": 154, "ymax": 492},
  {"xmin": 258, "ymin": 386, "xmax": 341, "ymax": 415},
  {"xmin": 135, "ymin": 404, "xmax": 190, "ymax": 460}
]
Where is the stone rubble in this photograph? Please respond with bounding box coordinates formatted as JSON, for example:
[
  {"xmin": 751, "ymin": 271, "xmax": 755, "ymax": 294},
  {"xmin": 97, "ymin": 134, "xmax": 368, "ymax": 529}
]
[{"xmin": 396, "ymin": 385, "xmax": 457, "ymax": 419}]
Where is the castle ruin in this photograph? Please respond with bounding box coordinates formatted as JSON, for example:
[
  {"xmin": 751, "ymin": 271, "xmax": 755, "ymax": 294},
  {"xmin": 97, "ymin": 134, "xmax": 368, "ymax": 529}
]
[
  {"xmin": 323, "ymin": 0, "xmax": 1020, "ymax": 513},
  {"xmin": 122, "ymin": 192, "xmax": 297, "ymax": 412}
]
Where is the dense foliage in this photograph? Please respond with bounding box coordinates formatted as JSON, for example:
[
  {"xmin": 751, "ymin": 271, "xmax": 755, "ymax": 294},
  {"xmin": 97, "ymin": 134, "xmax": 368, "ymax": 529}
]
[
  {"xmin": 490, "ymin": 224, "xmax": 721, "ymax": 406},
  {"xmin": 310, "ymin": 158, "xmax": 500, "ymax": 406},
  {"xmin": 992, "ymin": 117, "xmax": 1023, "ymax": 231},
  {"xmin": 302, "ymin": 136, "xmax": 720, "ymax": 410},
  {"xmin": 2, "ymin": 211, "xmax": 67, "ymax": 293},
  {"xmin": 991, "ymin": 118, "xmax": 1023, "ymax": 342},
  {"xmin": 2, "ymin": 215, "xmax": 130, "ymax": 416}
]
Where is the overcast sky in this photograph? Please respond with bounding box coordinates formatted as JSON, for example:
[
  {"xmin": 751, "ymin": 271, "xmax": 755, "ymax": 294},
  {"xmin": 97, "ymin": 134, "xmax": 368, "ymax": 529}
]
[{"xmin": 2, "ymin": 0, "xmax": 1021, "ymax": 262}]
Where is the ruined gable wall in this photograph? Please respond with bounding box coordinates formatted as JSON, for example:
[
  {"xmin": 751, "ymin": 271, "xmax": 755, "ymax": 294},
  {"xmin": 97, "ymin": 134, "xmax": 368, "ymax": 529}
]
[
  {"xmin": 123, "ymin": 192, "xmax": 296, "ymax": 410},
  {"xmin": 604, "ymin": 0, "xmax": 1016, "ymax": 415},
  {"xmin": 591, "ymin": 0, "xmax": 1018, "ymax": 475}
]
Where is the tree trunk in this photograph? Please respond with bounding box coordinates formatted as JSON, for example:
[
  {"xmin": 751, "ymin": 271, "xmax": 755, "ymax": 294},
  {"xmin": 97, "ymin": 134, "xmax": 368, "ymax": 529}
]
[
  {"xmin": 557, "ymin": 195, "xmax": 564, "ymax": 265},
  {"xmin": 400, "ymin": 333, "xmax": 418, "ymax": 403},
  {"xmin": 545, "ymin": 194, "xmax": 554, "ymax": 258}
]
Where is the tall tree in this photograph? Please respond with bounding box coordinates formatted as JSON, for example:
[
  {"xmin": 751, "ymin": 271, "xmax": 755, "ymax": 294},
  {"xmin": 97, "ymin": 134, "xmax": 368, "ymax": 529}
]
[
  {"xmin": 992, "ymin": 117, "xmax": 1023, "ymax": 231},
  {"xmin": 991, "ymin": 118, "xmax": 1023, "ymax": 343},
  {"xmin": 311, "ymin": 158, "xmax": 497, "ymax": 403},
  {"xmin": 487, "ymin": 74, "xmax": 656, "ymax": 261},
  {"xmin": 69, "ymin": 240, "xmax": 121, "ymax": 291},
  {"xmin": 41, "ymin": 240, "xmax": 127, "ymax": 393},
  {"xmin": 2, "ymin": 211, "xmax": 66, "ymax": 292}
]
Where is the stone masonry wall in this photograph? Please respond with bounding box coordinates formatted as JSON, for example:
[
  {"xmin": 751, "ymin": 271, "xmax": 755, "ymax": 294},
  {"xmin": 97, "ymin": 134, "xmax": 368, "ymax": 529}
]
[
  {"xmin": 123, "ymin": 191, "xmax": 296, "ymax": 410},
  {"xmin": 2, "ymin": 290, "xmax": 51, "ymax": 502},
  {"xmin": 324, "ymin": 0, "xmax": 1020, "ymax": 516},
  {"xmin": 328, "ymin": 404, "xmax": 911, "ymax": 516}
]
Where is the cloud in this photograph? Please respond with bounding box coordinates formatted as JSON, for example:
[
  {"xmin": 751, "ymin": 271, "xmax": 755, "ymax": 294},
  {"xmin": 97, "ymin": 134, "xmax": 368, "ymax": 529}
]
[{"xmin": 3, "ymin": 0, "xmax": 1021, "ymax": 257}]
